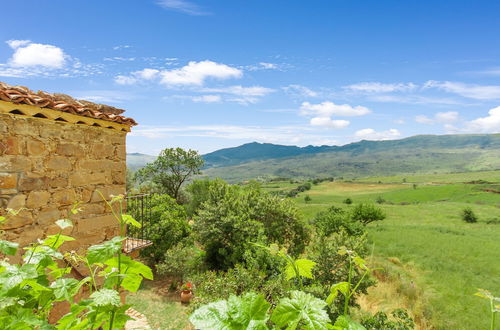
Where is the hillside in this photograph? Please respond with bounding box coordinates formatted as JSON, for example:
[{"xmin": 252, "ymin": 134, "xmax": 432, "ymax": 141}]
[
  {"xmin": 202, "ymin": 134, "xmax": 500, "ymax": 182},
  {"xmin": 126, "ymin": 153, "xmax": 157, "ymax": 171}
]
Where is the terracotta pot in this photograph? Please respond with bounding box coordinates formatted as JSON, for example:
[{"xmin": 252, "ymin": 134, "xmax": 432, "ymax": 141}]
[{"xmin": 180, "ymin": 290, "xmax": 193, "ymax": 303}]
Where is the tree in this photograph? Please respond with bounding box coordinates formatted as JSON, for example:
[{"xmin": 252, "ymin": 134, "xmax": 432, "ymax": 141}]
[
  {"xmin": 461, "ymin": 207, "xmax": 478, "ymax": 223},
  {"xmin": 135, "ymin": 147, "xmax": 204, "ymax": 200},
  {"xmin": 351, "ymin": 203, "xmax": 386, "ymax": 225}
]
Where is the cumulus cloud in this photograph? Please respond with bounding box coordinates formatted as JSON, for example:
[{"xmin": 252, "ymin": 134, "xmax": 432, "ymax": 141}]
[
  {"xmin": 463, "ymin": 106, "xmax": 500, "ymax": 133},
  {"xmin": 160, "ymin": 60, "xmax": 242, "ymax": 86},
  {"xmin": 6, "ymin": 40, "xmax": 66, "ymax": 68},
  {"xmin": 344, "ymin": 82, "xmax": 417, "ymax": 93},
  {"xmin": 354, "ymin": 128, "xmax": 401, "ymax": 140},
  {"xmin": 415, "ymin": 111, "xmax": 459, "ymax": 124},
  {"xmin": 300, "ymin": 101, "xmax": 370, "ymax": 129},
  {"xmin": 424, "ymin": 80, "xmax": 500, "ymax": 100},
  {"xmin": 300, "ymin": 101, "xmax": 371, "ymax": 117},
  {"xmin": 157, "ymin": 0, "xmax": 210, "ymax": 15},
  {"xmin": 310, "ymin": 117, "xmax": 350, "ymax": 128}
]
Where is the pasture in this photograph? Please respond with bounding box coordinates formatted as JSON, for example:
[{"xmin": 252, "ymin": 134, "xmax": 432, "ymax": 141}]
[{"xmin": 262, "ymin": 170, "xmax": 500, "ymax": 329}]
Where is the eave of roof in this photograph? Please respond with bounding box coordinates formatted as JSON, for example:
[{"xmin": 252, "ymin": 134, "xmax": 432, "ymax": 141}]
[{"xmin": 0, "ymin": 81, "xmax": 137, "ymax": 126}]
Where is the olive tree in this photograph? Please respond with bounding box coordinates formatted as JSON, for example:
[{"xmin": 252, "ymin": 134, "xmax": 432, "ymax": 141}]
[{"xmin": 135, "ymin": 147, "xmax": 204, "ymax": 200}]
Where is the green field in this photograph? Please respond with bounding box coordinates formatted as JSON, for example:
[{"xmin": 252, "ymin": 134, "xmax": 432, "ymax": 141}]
[{"xmin": 263, "ymin": 170, "xmax": 500, "ymax": 329}]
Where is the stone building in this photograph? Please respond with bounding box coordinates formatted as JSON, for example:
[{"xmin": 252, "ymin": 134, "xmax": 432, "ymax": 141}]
[{"xmin": 0, "ymin": 81, "xmax": 137, "ymax": 258}]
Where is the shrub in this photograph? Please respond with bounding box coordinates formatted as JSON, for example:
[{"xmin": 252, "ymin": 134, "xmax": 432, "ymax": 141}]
[
  {"xmin": 361, "ymin": 309, "xmax": 415, "ymax": 329},
  {"xmin": 304, "ymin": 195, "xmax": 312, "ymax": 203},
  {"xmin": 375, "ymin": 196, "xmax": 385, "ymax": 204},
  {"xmin": 156, "ymin": 242, "xmax": 205, "ymax": 284},
  {"xmin": 343, "ymin": 198, "xmax": 353, "ymax": 205},
  {"xmin": 140, "ymin": 194, "xmax": 191, "ymax": 264},
  {"xmin": 193, "ymin": 180, "xmax": 309, "ymax": 269},
  {"xmin": 461, "ymin": 207, "xmax": 478, "ymax": 223},
  {"xmin": 313, "ymin": 206, "xmax": 364, "ymax": 237},
  {"xmin": 185, "ymin": 179, "xmax": 213, "ymax": 217},
  {"xmin": 306, "ymin": 231, "xmax": 373, "ymax": 301},
  {"xmin": 351, "ymin": 203, "xmax": 386, "ymax": 225}
]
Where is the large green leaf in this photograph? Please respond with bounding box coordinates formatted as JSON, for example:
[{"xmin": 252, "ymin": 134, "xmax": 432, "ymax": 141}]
[
  {"xmin": 332, "ymin": 315, "xmax": 366, "ymax": 330},
  {"xmin": 86, "ymin": 237, "xmax": 124, "ymax": 264},
  {"xmin": 43, "ymin": 234, "xmax": 75, "ymax": 250},
  {"xmin": 50, "ymin": 278, "xmax": 79, "ymax": 301},
  {"xmin": 90, "ymin": 289, "xmax": 121, "ymax": 307},
  {"xmin": 0, "ymin": 240, "xmax": 18, "ymax": 256},
  {"xmin": 104, "ymin": 255, "xmax": 153, "ymax": 280},
  {"xmin": 326, "ymin": 282, "xmax": 350, "ymax": 305},
  {"xmin": 285, "ymin": 258, "xmax": 316, "ymax": 281},
  {"xmin": 121, "ymin": 214, "xmax": 141, "ymax": 228},
  {"xmin": 0, "ymin": 264, "xmax": 38, "ymax": 290},
  {"xmin": 190, "ymin": 292, "xmax": 270, "ymax": 330},
  {"xmin": 23, "ymin": 245, "xmax": 63, "ymax": 267},
  {"xmin": 271, "ymin": 290, "xmax": 330, "ymax": 330}
]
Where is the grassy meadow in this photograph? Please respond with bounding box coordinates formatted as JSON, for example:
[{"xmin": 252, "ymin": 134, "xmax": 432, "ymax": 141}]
[{"xmin": 262, "ymin": 170, "xmax": 500, "ymax": 329}]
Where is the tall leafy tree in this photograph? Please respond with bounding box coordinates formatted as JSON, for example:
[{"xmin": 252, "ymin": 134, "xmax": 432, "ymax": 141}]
[{"xmin": 135, "ymin": 147, "xmax": 204, "ymax": 200}]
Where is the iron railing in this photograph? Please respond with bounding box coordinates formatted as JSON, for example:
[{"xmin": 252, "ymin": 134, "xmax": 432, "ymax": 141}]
[{"xmin": 124, "ymin": 193, "xmax": 154, "ymax": 253}]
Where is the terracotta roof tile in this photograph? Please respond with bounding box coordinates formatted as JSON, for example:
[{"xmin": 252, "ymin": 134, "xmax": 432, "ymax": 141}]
[{"xmin": 0, "ymin": 81, "xmax": 137, "ymax": 126}]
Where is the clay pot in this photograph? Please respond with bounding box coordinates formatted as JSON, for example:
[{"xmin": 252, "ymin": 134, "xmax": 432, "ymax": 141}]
[{"xmin": 180, "ymin": 290, "xmax": 193, "ymax": 304}]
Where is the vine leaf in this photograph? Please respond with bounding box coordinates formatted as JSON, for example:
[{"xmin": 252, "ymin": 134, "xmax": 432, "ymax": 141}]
[{"xmin": 285, "ymin": 258, "xmax": 316, "ymax": 281}]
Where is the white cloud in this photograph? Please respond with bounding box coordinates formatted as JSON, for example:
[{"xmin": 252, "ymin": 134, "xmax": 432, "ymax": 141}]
[
  {"xmin": 135, "ymin": 68, "xmax": 160, "ymax": 80},
  {"xmin": 463, "ymin": 106, "xmax": 500, "ymax": 133},
  {"xmin": 424, "ymin": 80, "xmax": 500, "ymax": 100},
  {"xmin": 114, "ymin": 68, "xmax": 160, "ymax": 85},
  {"xmin": 354, "ymin": 128, "xmax": 401, "ymax": 140},
  {"xmin": 300, "ymin": 101, "xmax": 371, "ymax": 117},
  {"xmin": 201, "ymin": 85, "xmax": 274, "ymax": 97},
  {"xmin": 113, "ymin": 45, "xmax": 131, "ymax": 50},
  {"xmin": 114, "ymin": 75, "xmax": 137, "ymax": 85},
  {"xmin": 415, "ymin": 111, "xmax": 459, "ymax": 124},
  {"xmin": 160, "ymin": 60, "xmax": 242, "ymax": 86},
  {"xmin": 310, "ymin": 117, "xmax": 350, "ymax": 128},
  {"xmin": 7, "ymin": 40, "xmax": 66, "ymax": 68},
  {"xmin": 344, "ymin": 82, "xmax": 417, "ymax": 93},
  {"xmin": 282, "ymin": 84, "xmax": 319, "ymax": 98},
  {"xmin": 245, "ymin": 62, "xmax": 280, "ymax": 71},
  {"xmin": 157, "ymin": 0, "xmax": 210, "ymax": 15},
  {"xmin": 192, "ymin": 95, "xmax": 221, "ymax": 103}
]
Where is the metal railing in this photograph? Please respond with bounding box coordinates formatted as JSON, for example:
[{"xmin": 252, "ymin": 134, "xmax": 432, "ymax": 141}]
[{"xmin": 124, "ymin": 193, "xmax": 154, "ymax": 253}]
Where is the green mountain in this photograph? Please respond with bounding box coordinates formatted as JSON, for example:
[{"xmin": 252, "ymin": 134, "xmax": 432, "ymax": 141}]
[
  {"xmin": 126, "ymin": 152, "xmax": 157, "ymax": 171},
  {"xmin": 202, "ymin": 134, "xmax": 500, "ymax": 182}
]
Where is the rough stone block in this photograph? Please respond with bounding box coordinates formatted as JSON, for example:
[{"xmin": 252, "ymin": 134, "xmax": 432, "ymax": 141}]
[
  {"xmin": 7, "ymin": 194, "xmax": 26, "ymax": 209},
  {"xmin": 27, "ymin": 139, "xmax": 47, "ymax": 156},
  {"xmin": 26, "ymin": 191, "xmax": 51, "ymax": 209},
  {"xmin": 48, "ymin": 176, "xmax": 69, "ymax": 189},
  {"xmin": 0, "ymin": 155, "xmax": 31, "ymax": 172},
  {"xmin": 47, "ymin": 157, "xmax": 72, "ymax": 171},
  {"xmin": 37, "ymin": 207, "xmax": 62, "ymax": 226},
  {"xmin": 1, "ymin": 136, "xmax": 23, "ymax": 155},
  {"xmin": 52, "ymin": 189, "xmax": 77, "ymax": 206},
  {"xmin": 3, "ymin": 210, "xmax": 33, "ymax": 229},
  {"xmin": 56, "ymin": 143, "xmax": 83, "ymax": 157},
  {"xmin": 0, "ymin": 173, "xmax": 17, "ymax": 189},
  {"xmin": 78, "ymin": 214, "xmax": 116, "ymax": 234},
  {"xmin": 18, "ymin": 174, "xmax": 49, "ymax": 191},
  {"xmin": 90, "ymin": 186, "xmax": 125, "ymax": 203}
]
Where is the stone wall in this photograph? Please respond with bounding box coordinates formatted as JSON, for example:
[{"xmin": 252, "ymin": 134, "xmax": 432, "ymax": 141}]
[{"xmin": 0, "ymin": 112, "xmax": 127, "ymax": 257}]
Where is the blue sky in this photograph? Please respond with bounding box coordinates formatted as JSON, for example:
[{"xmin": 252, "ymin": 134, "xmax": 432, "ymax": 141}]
[{"xmin": 1, "ymin": 0, "xmax": 500, "ymax": 155}]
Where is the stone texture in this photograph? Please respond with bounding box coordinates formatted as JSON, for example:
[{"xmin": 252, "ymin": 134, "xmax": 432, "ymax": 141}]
[
  {"xmin": 47, "ymin": 157, "xmax": 72, "ymax": 171},
  {"xmin": 26, "ymin": 139, "xmax": 46, "ymax": 156},
  {"xmin": 7, "ymin": 194, "xmax": 26, "ymax": 209},
  {"xmin": 52, "ymin": 189, "xmax": 77, "ymax": 206},
  {"xmin": 0, "ymin": 173, "xmax": 17, "ymax": 189},
  {"xmin": 26, "ymin": 191, "xmax": 51, "ymax": 209}
]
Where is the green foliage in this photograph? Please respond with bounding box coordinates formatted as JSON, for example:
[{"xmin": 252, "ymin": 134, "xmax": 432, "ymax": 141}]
[
  {"xmin": 343, "ymin": 198, "xmax": 353, "ymax": 205},
  {"xmin": 185, "ymin": 178, "xmax": 213, "ymax": 217},
  {"xmin": 304, "ymin": 195, "xmax": 312, "ymax": 203},
  {"xmin": 140, "ymin": 194, "xmax": 191, "ymax": 264},
  {"xmin": 375, "ymin": 196, "xmax": 385, "ymax": 204},
  {"xmin": 156, "ymin": 243, "xmax": 205, "ymax": 282},
  {"xmin": 271, "ymin": 290, "xmax": 331, "ymax": 329},
  {"xmin": 361, "ymin": 309, "xmax": 415, "ymax": 330},
  {"xmin": 135, "ymin": 147, "xmax": 204, "ymax": 199},
  {"xmin": 332, "ymin": 315, "xmax": 366, "ymax": 329},
  {"xmin": 189, "ymin": 292, "xmax": 271, "ymax": 329},
  {"xmin": 351, "ymin": 203, "xmax": 386, "ymax": 225},
  {"xmin": 461, "ymin": 207, "xmax": 478, "ymax": 223},
  {"xmin": 0, "ymin": 196, "xmax": 153, "ymax": 329},
  {"xmin": 313, "ymin": 206, "xmax": 365, "ymax": 237},
  {"xmin": 193, "ymin": 180, "xmax": 309, "ymax": 269}
]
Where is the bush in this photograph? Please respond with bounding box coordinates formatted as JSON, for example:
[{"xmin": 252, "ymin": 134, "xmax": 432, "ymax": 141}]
[
  {"xmin": 375, "ymin": 196, "xmax": 385, "ymax": 204},
  {"xmin": 140, "ymin": 194, "xmax": 191, "ymax": 264},
  {"xmin": 304, "ymin": 195, "xmax": 312, "ymax": 203},
  {"xmin": 193, "ymin": 180, "xmax": 309, "ymax": 269},
  {"xmin": 351, "ymin": 203, "xmax": 386, "ymax": 225},
  {"xmin": 461, "ymin": 207, "xmax": 478, "ymax": 223},
  {"xmin": 361, "ymin": 309, "xmax": 415, "ymax": 330},
  {"xmin": 343, "ymin": 198, "xmax": 353, "ymax": 205},
  {"xmin": 185, "ymin": 179, "xmax": 213, "ymax": 217},
  {"xmin": 306, "ymin": 231, "xmax": 374, "ymax": 304},
  {"xmin": 156, "ymin": 242, "xmax": 205, "ymax": 284},
  {"xmin": 313, "ymin": 206, "xmax": 365, "ymax": 237}
]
